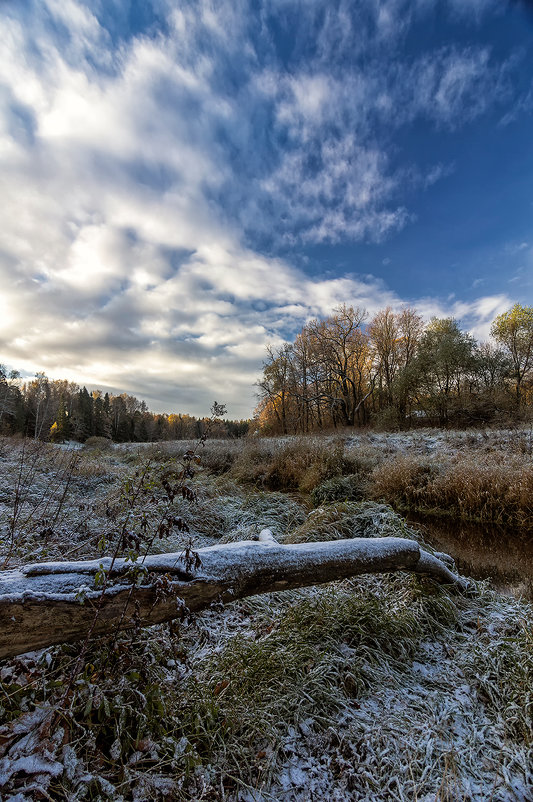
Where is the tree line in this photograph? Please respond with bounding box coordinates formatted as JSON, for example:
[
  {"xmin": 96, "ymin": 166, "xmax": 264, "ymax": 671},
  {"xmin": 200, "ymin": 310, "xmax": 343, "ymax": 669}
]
[
  {"xmin": 0, "ymin": 371, "xmax": 249, "ymax": 442},
  {"xmin": 256, "ymin": 303, "xmax": 533, "ymax": 433}
]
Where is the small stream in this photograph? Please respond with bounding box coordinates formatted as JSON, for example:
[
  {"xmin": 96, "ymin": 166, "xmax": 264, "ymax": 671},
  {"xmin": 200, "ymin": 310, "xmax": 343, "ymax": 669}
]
[{"xmin": 406, "ymin": 513, "xmax": 533, "ymax": 601}]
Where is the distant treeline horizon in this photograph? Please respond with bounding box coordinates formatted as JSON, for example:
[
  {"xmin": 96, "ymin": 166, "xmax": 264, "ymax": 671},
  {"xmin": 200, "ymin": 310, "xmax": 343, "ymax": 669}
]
[
  {"xmin": 0, "ymin": 368, "xmax": 250, "ymax": 442},
  {"xmin": 2, "ymin": 301, "xmax": 533, "ymax": 442}
]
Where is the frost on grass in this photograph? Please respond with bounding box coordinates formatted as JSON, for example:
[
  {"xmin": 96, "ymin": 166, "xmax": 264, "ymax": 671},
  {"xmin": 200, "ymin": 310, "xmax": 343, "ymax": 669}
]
[
  {"xmin": 2, "ymin": 572, "xmax": 529, "ymax": 801},
  {"xmin": 0, "ymin": 438, "xmax": 127, "ymax": 568},
  {"xmin": 183, "ymin": 578, "xmax": 532, "ymax": 802},
  {"xmin": 266, "ymin": 597, "xmax": 532, "ymax": 802},
  {"xmin": 286, "ymin": 501, "xmax": 417, "ymax": 544},
  {"xmin": 0, "ymin": 435, "xmax": 531, "ymax": 800}
]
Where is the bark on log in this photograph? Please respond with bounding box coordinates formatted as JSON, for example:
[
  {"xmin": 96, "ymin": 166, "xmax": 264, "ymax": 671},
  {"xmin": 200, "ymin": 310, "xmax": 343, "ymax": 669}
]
[{"xmin": 0, "ymin": 531, "xmax": 468, "ymax": 659}]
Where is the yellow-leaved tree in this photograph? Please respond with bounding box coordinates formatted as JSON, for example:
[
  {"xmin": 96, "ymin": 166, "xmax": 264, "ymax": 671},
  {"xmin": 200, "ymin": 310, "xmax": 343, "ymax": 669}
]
[{"xmin": 491, "ymin": 303, "xmax": 533, "ymax": 408}]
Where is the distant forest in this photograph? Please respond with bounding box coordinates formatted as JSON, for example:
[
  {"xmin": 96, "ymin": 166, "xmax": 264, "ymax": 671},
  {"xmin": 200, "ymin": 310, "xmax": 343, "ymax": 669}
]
[
  {"xmin": 0, "ymin": 370, "xmax": 249, "ymax": 442},
  {"xmin": 257, "ymin": 302, "xmax": 533, "ymax": 433}
]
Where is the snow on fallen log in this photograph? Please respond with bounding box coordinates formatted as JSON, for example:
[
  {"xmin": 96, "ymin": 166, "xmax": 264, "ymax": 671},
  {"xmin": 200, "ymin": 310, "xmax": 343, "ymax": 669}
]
[{"xmin": 0, "ymin": 531, "xmax": 468, "ymax": 659}]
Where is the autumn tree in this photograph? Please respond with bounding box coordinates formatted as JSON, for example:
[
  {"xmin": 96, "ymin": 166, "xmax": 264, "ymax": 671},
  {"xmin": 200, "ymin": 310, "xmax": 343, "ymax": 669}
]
[
  {"xmin": 307, "ymin": 305, "xmax": 372, "ymax": 427},
  {"xmin": 257, "ymin": 303, "xmax": 533, "ymax": 433},
  {"xmin": 490, "ymin": 303, "xmax": 533, "ymax": 409},
  {"xmin": 257, "ymin": 344, "xmax": 295, "ymax": 434},
  {"xmin": 49, "ymin": 398, "xmax": 71, "ymax": 442},
  {"xmin": 24, "ymin": 373, "xmax": 53, "ymax": 439},
  {"xmin": 469, "ymin": 342, "xmax": 513, "ymax": 420},
  {"xmin": 368, "ymin": 306, "xmax": 424, "ymax": 424},
  {"xmin": 369, "ymin": 307, "xmax": 401, "ymax": 408},
  {"xmin": 407, "ymin": 318, "xmax": 476, "ymax": 426}
]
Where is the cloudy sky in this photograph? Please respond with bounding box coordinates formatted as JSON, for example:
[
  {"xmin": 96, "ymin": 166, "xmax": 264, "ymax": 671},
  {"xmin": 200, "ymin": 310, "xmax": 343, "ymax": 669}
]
[{"xmin": 1, "ymin": 0, "xmax": 533, "ymax": 418}]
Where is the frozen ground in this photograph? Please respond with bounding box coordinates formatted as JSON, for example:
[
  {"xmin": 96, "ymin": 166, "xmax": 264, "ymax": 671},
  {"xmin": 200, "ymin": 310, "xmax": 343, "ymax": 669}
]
[{"xmin": 0, "ymin": 434, "xmax": 531, "ymax": 800}]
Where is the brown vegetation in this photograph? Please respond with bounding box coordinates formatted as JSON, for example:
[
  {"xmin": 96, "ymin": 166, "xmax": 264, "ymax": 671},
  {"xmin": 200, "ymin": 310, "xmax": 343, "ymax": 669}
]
[
  {"xmin": 189, "ymin": 428, "xmax": 533, "ymax": 529},
  {"xmin": 257, "ymin": 302, "xmax": 533, "ymax": 434},
  {"xmin": 372, "ymin": 452, "xmax": 533, "ymax": 527}
]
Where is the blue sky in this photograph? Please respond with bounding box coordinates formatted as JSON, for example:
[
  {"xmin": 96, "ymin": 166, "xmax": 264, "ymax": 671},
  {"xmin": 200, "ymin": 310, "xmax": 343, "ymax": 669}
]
[{"xmin": 1, "ymin": 0, "xmax": 532, "ymax": 417}]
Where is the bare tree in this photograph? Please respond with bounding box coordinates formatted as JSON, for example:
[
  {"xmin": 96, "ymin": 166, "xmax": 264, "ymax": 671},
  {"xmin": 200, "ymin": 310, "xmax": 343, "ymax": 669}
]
[{"xmin": 307, "ymin": 305, "xmax": 372, "ymax": 427}]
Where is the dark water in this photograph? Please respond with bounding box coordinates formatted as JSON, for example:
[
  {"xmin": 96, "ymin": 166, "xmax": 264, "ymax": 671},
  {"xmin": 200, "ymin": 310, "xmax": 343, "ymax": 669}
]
[{"xmin": 406, "ymin": 514, "xmax": 533, "ymax": 602}]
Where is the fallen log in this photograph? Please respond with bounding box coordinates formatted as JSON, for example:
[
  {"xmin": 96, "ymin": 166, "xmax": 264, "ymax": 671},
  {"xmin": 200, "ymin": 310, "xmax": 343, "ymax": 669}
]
[{"xmin": 0, "ymin": 530, "xmax": 468, "ymax": 659}]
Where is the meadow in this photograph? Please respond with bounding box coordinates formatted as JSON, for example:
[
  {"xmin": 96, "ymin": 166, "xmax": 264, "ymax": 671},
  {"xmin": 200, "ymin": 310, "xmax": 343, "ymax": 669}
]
[{"xmin": 0, "ymin": 429, "xmax": 531, "ymax": 800}]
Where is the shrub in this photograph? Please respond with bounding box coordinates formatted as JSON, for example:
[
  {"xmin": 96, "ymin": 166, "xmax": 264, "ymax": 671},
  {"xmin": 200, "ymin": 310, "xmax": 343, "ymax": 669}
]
[
  {"xmin": 230, "ymin": 436, "xmax": 367, "ymax": 493},
  {"xmin": 229, "ymin": 439, "xmax": 279, "ymax": 485},
  {"xmin": 261, "ymin": 439, "xmax": 340, "ymax": 491},
  {"xmin": 198, "ymin": 441, "xmax": 240, "ymax": 475},
  {"xmin": 341, "ymin": 447, "xmax": 380, "ymax": 477},
  {"xmin": 371, "ymin": 455, "xmax": 443, "ymax": 509},
  {"xmin": 311, "ymin": 474, "xmax": 367, "ymax": 506},
  {"xmin": 371, "ymin": 406, "xmax": 404, "ymax": 431}
]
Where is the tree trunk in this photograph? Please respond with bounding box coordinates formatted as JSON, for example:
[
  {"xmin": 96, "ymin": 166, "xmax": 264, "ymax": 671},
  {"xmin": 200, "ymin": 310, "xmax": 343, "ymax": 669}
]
[{"xmin": 0, "ymin": 531, "xmax": 468, "ymax": 659}]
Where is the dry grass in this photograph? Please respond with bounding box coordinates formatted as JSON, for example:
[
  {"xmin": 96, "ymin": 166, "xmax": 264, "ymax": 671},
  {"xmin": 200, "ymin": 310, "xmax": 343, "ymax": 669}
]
[
  {"xmin": 0, "ymin": 441, "xmax": 124, "ymax": 566},
  {"xmin": 285, "ymin": 501, "xmax": 415, "ymax": 544},
  {"xmin": 372, "ymin": 451, "xmax": 533, "ymax": 527},
  {"xmin": 118, "ymin": 431, "xmax": 533, "ymax": 530},
  {"xmin": 183, "ymin": 430, "xmax": 533, "ymax": 530},
  {"xmin": 226, "ymin": 436, "xmax": 378, "ymax": 494}
]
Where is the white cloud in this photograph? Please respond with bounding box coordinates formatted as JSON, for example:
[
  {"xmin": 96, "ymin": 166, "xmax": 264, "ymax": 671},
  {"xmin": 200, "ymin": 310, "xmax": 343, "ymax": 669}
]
[
  {"xmin": 0, "ymin": 0, "xmax": 526, "ymax": 416},
  {"xmin": 411, "ymin": 293, "xmax": 513, "ymax": 343},
  {"xmin": 247, "ymin": 36, "xmax": 510, "ymax": 243},
  {"xmin": 391, "ymin": 45, "xmax": 512, "ymax": 129},
  {"xmin": 423, "ymin": 162, "xmax": 455, "ymax": 188}
]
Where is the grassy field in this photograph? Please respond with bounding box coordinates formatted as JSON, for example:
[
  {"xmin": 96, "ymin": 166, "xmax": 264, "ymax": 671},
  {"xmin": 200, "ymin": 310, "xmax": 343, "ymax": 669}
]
[{"xmin": 0, "ymin": 430, "xmax": 532, "ymax": 800}]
